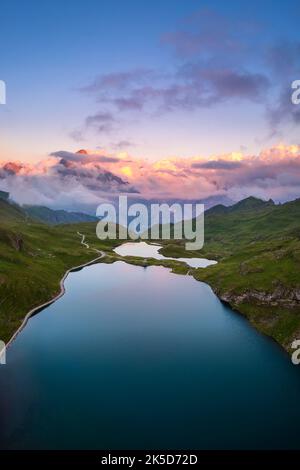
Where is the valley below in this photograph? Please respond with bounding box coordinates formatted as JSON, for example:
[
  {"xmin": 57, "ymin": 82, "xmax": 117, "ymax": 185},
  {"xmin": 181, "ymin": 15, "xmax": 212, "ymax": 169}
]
[
  {"xmin": 1, "ymin": 194, "xmax": 300, "ymax": 449},
  {"xmin": 1, "ymin": 194, "xmax": 300, "ymax": 355}
]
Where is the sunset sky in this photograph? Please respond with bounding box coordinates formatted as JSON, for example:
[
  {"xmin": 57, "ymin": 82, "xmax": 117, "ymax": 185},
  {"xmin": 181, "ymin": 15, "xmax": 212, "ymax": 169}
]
[{"xmin": 0, "ymin": 0, "xmax": 300, "ymax": 211}]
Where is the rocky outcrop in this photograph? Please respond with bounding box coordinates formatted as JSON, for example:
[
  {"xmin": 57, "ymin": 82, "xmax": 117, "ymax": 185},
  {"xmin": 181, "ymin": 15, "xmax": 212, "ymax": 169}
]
[
  {"xmin": 0, "ymin": 228, "xmax": 24, "ymax": 251},
  {"xmin": 215, "ymin": 286, "xmax": 300, "ymax": 309},
  {"xmin": 10, "ymin": 234, "xmax": 23, "ymax": 251}
]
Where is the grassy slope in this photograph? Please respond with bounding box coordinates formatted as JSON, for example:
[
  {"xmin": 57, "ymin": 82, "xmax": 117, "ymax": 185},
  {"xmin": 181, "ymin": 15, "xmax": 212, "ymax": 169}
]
[
  {"xmin": 159, "ymin": 197, "xmax": 300, "ymax": 352},
  {"xmin": 0, "ymin": 199, "xmax": 119, "ymax": 342}
]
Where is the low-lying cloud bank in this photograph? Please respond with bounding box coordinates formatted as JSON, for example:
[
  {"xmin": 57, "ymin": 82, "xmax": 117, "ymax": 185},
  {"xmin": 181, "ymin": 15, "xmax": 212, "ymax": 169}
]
[{"xmin": 0, "ymin": 144, "xmax": 300, "ymax": 213}]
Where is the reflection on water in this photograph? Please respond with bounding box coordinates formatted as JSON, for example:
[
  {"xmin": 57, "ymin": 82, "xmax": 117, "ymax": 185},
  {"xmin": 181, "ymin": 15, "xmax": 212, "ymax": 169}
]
[
  {"xmin": 0, "ymin": 261, "xmax": 300, "ymax": 450},
  {"xmin": 114, "ymin": 241, "xmax": 217, "ymax": 268}
]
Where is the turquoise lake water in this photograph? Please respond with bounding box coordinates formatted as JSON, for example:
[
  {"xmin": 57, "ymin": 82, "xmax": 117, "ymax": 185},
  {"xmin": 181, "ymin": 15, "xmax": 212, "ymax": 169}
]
[{"xmin": 0, "ymin": 261, "xmax": 300, "ymax": 449}]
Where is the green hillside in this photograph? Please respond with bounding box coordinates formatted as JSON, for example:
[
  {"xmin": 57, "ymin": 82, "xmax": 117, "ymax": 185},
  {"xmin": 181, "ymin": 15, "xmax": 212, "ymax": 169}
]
[
  {"xmin": 0, "ymin": 199, "xmax": 118, "ymax": 343},
  {"xmin": 160, "ymin": 197, "xmax": 300, "ymax": 352},
  {"xmin": 24, "ymin": 205, "xmax": 98, "ymax": 225},
  {"xmin": 1, "ymin": 195, "xmax": 300, "ymax": 354},
  {"xmin": 0, "ymin": 198, "xmax": 27, "ymax": 223}
]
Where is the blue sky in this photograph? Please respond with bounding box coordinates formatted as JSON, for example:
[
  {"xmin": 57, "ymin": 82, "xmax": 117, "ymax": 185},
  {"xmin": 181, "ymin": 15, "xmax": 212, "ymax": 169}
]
[{"xmin": 0, "ymin": 0, "xmax": 300, "ymax": 162}]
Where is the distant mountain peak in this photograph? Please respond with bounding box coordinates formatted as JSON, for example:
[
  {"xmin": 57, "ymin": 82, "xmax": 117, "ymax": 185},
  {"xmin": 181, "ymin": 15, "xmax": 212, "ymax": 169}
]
[
  {"xmin": 2, "ymin": 162, "xmax": 23, "ymax": 174},
  {"xmin": 0, "ymin": 190, "xmax": 9, "ymax": 201},
  {"xmin": 206, "ymin": 196, "xmax": 276, "ymax": 216},
  {"xmin": 205, "ymin": 204, "xmax": 229, "ymax": 216},
  {"xmin": 231, "ymin": 196, "xmax": 275, "ymax": 211}
]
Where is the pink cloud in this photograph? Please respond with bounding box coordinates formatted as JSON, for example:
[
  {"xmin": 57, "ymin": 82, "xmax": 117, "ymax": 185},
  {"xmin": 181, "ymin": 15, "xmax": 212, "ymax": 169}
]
[{"xmin": 1, "ymin": 144, "xmax": 300, "ymax": 211}]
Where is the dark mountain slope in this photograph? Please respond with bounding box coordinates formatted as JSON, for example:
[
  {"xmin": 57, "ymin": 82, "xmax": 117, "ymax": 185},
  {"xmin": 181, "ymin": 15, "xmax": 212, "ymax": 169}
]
[{"xmin": 24, "ymin": 205, "xmax": 98, "ymax": 225}]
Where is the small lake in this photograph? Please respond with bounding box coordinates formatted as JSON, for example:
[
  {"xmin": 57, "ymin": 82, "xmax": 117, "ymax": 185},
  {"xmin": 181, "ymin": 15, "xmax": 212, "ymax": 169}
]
[
  {"xmin": 114, "ymin": 241, "xmax": 218, "ymax": 268},
  {"xmin": 0, "ymin": 260, "xmax": 300, "ymax": 449}
]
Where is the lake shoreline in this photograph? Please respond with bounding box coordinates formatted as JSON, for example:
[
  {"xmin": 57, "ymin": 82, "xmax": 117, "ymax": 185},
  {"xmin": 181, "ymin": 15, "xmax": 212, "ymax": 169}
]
[
  {"xmin": 4, "ymin": 241, "xmax": 294, "ymax": 361},
  {"xmin": 3, "ymin": 258, "xmax": 300, "ymax": 450},
  {"xmin": 124, "ymin": 255, "xmax": 294, "ymax": 357},
  {"xmin": 5, "ymin": 251, "xmax": 105, "ymax": 351}
]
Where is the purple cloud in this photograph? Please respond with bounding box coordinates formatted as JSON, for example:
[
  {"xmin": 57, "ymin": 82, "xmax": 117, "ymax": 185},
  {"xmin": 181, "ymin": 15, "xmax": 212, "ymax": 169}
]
[
  {"xmin": 85, "ymin": 112, "xmax": 116, "ymax": 134},
  {"xmin": 192, "ymin": 160, "xmax": 244, "ymax": 170},
  {"xmin": 80, "ymin": 68, "xmax": 157, "ymax": 93},
  {"xmin": 72, "ymin": 8, "xmax": 298, "ymax": 140}
]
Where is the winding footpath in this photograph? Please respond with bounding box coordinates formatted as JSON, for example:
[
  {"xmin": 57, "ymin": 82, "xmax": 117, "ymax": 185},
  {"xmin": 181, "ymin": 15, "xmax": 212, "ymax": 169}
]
[
  {"xmin": 6, "ymin": 233, "xmax": 106, "ymax": 350},
  {"xmin": 77, "ymin": 231, "xmax": 90, "ymax": 249}
]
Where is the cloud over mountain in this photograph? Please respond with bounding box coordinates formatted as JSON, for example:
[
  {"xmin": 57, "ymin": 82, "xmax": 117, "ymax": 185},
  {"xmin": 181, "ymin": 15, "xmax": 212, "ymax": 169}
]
[
  {"xmin": 1, "ymin": 144, "xmax": 300, "ymax": 212},
  {"xmin": 0, "ymin": 150, "xmax": 139, "ymax": 212}
]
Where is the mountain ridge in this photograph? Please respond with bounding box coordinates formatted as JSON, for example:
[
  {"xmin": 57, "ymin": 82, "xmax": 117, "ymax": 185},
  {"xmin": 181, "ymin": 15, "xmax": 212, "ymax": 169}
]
[{"xmin": 24, "ymin": 205, "xmax": 98, "ymax": 225}]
